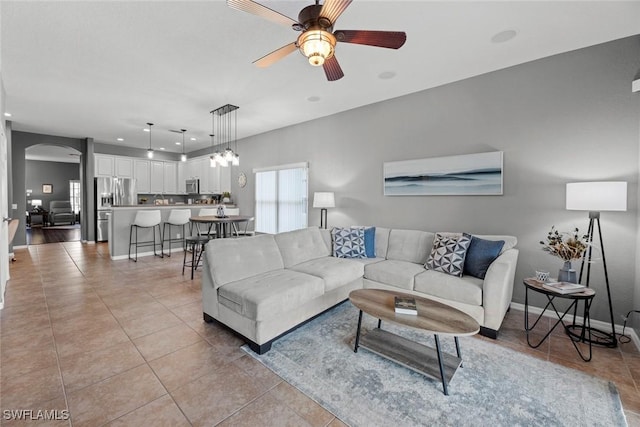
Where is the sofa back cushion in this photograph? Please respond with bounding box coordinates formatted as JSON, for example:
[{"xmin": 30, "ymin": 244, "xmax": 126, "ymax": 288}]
[
  {"xmin": 49, "ymin": 201, "xmax": 71, "ymax": 212},
  {"xmin": 274, "ymin": 227, "xmax": 331, "ymax": 268},
  {"xmin": 375, "ymin": 227, "xmax": 391, "ymax": 259},
  {"xmin": 205, "ymin": 234, "xmax": 284, "ymax": 287},
  {"xmin": 386, "ymin": 229, "xmax": 435, "ymax": 264}
]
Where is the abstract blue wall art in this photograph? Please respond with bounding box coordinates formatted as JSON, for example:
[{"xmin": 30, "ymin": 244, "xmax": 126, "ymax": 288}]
[{"xmin": 384, "ymin": 151, "xmax": 503, "ymax": 196}]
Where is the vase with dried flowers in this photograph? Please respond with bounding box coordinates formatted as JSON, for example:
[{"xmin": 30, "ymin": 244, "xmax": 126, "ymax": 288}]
[{"xmin": 540, "ymin": 226, "xmax": 588, "ymax": 283}]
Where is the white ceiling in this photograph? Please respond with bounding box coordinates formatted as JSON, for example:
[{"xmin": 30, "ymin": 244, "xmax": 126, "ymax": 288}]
[{"xmin": 2, "ymin": 1, "xmax": 640, "ymax": 155}]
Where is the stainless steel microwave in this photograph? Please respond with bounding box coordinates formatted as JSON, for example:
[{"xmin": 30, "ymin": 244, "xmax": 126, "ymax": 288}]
[{"xmin": 186, "ymin": 179, "xmax": 200, "ymax": 194}]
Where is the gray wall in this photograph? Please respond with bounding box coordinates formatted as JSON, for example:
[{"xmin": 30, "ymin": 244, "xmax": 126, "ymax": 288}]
[
  {"xmin": 25, "ymin": 160, "xmax": 79, "ymax": 211},
  {"xmin": 231, "ymin": 36, "xmax": 640, "ymax": 326},
  {"xmin": 94, "ymin": 142, "xmax": 181, "ymax": 162}
]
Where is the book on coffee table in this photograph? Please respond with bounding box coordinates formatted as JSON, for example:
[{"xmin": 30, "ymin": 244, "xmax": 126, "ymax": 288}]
[
  {"xmin": 394, "ymin": 296, "xmax": 417, "ymax": 315},
  {"xmin": 542, "ymin": 281, "xmax": 586, "ymax": 295}
]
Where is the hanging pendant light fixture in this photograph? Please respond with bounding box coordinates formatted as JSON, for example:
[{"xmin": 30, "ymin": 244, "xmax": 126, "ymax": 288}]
[
  {"xmin": 210, "ymin": 104, "xmax": 239, "ymax": 167},
  {"xmin": 180, "ymin": 129, "xmax": 187, "ymax": 162},
  {"xmin": 209, "ymin": 134, "xmax": 217, "ymax": 168},
  {"xmin": 146, "ymin": 122, "xmax": 154, "ymax": 158}
]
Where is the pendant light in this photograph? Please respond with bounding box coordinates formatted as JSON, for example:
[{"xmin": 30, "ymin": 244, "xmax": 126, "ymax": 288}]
[
  {"xmin": 209, "ymin": 134, "xmax": 217, "ymax": 168},
  {"xmin": 146, "ymin": 122, "xmax": 154, "ymax": 159},
  {"xmin": 180, "ymin": 129, "xmax": 187, "ymax": 162},
  {"xmin": 210, "ymin": 104, "xmax": 239, "ymax": 167}
]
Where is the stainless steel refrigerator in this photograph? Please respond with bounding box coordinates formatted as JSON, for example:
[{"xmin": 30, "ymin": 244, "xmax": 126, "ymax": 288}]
[{"xmin": 95, "ymin": 177, "xmax": 136, "ymax": 242}]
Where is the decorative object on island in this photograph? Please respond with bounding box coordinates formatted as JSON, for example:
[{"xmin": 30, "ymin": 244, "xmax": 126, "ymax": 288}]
[
  {"xmin": 383, "ymin": 151, "xmax": 503, "ymax": 196},
  {"xmin": 312, "ymin": 191, "xmax": 335, "ymax": 229},
  {"xmin": 210, "ymin": 104, "xmax": 239, "ymax": 167},
  {"xmin": 226, "ymin": 0, "xmax": 406, "ymax": 81},
  {"xmin": 222, "ymin": 191, "xmax": 231, "ymax": 203},
  {"xmin": 42, "ymin": 184, "xmax": 52, "ymax": 194},
  {"xmin": 146, "ymin": 122, "xmax": 154, "ymax": 159},
  {"xmin": 566, "ymin": 181, "xmax": 628, "ymax": 348},
  {"xmin": 540, "ymin": 226, "xmax": 588, "ymax": 283}
]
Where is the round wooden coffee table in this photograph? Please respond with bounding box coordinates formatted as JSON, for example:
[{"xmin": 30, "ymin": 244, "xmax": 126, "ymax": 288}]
[{"xmin": 349, "ymin": 288, "xmax": 479, "ymax": 395}]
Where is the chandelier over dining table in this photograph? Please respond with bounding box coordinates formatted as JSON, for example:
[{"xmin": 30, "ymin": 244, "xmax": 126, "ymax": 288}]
[{"xmin": 210, "ymin": 104, "xmax": 240, "ymax": 167}]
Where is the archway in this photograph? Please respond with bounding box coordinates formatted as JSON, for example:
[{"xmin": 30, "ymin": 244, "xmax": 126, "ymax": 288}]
[{"xmin": 24, "ymin": 144, "xmax": 82, "ymax": 244}]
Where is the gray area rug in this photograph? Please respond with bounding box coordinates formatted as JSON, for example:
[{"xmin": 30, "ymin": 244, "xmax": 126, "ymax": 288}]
[{"xmin": 242, "ymin": 302, "xmax": 626, "ymax": 427}]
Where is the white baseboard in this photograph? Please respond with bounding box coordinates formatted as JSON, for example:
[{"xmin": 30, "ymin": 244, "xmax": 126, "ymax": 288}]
[
  {"xmin": 12, "ymin": 245, "xmax": 28, "ymax": 250},
  {"xmin": 510, "ymin": 303, "xmax": 640, "ymax": 351}
]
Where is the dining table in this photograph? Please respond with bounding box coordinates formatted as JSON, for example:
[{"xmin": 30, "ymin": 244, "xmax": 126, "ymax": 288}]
[{"xmin": 189, "ymin": 214, "xmax": 254, "ymax": 238}]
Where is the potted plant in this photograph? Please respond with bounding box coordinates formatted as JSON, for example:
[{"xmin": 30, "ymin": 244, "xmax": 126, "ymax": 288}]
[
  {"xmin": 222, "ymin": 191, "xmax": 231, "ymax": 203},
  {"xmin": 540, "ymin": 226, "xmax": 588, "ymax": 283}
]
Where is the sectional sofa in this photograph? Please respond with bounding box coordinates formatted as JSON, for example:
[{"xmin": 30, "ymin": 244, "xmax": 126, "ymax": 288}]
[{"xmin": 202, "ymin": 226, "xmax": 518, "ymax": 354}]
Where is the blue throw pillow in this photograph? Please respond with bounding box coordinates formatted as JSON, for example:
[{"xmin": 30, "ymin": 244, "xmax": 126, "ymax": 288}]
[{"xmin": 463, "ymin": 236, "xmax": 505, "ymax": 279}]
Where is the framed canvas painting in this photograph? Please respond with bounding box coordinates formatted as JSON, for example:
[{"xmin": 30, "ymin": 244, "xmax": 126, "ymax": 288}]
[
  {"xmin": 383, "ymin": 151, "xmax": 503, "ymax": 196},
  {"xmin": 42, "ymin": 184, "xmax": 53, "ymax": 194}
]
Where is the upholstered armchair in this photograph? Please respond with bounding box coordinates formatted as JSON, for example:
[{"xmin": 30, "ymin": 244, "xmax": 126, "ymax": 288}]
[{"xmin": 49, "ymin": 201, "xmax": 75, "ymax": 225}]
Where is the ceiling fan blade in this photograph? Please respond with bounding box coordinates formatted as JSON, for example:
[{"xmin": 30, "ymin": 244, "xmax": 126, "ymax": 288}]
[
  {"xmin": 323, "ymin": 56, "xmax": 344, "ymax": 81},
  {"xmin": 334, "ymin": 30, "xmax": 407, "ymax": 49},
  {"xmin": 319, "ymin": 0, "xmax": 353, "ymax": 24},
  {"xmin": 253, "ymin": 42, "xmax": 297, "ymax": 68},
  {"xmin": 227, "ymin": 0, "xmax": 299, "ymax": 27}
]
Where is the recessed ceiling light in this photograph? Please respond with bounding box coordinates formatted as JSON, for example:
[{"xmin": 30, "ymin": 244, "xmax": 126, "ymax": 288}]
[
  {"xmin": 175, "ymin": 142, "xmax": 181, "ymax": 145},
  {"xmin": 307, "ymin": 96, "xmax": 321, "ymax": 102},
  {"xmin": 491, "ymin": 29, "xmax": 517, "ymax": 44},
  {"xmin": 117, "ymin": 138, "xmax": 124, "ymax": 141},
  {"xmin": 160, "ymin": 147, "xmax": 165, "ymax": 150},
  {"xmin": 4, "ymin": 112, "xmax": 12, "ymax": 117},
  {"xmin": 190, "ymin": 137, "xmax": 196, "ymax": 141},
  {"xmin": 378, "ymin": 71, "xmax": 396, "ymax": 80},
  {"xmin": 143, "ymin": 128, "xmax": 150, "ymax": 132}
]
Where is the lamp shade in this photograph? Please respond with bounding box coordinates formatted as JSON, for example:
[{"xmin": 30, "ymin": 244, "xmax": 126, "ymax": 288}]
[
  {"xmin": 313, "ymin": 192, "xmax": 335, "ymax": 209},
  {"xmin": 31, "ymin": 199, "xmax": 42, "ymax": 207},
  {"xmin": 566, "ymin": 181, "xmax": 627, "ymax": 212}
]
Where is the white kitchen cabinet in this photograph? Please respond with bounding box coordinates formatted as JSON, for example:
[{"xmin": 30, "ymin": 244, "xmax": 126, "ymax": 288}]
[
  {"xmin": 220, "ymin": 167, "xmax": 231, "ymax": 193},
  {"xmin": 114, "ymin": 157, "xmax": 133, "ymax": 178},
  {"xmin": 95, "ymin": 154, "xmax": 115, "ymax": 177},
  {"xmin": 150, "ymin": 161, "xmax": 164, "ymax": 193},
  {"xmin": 177, "ymin": 161, "xmax": 186, "ymax": 193},
  {"xmin": 163, "ymin": 162, "xmax": 177, "ymax": 194},
  {"xmin": 134, "ymin": 160, "xmax": 151, "ymax": 193}
]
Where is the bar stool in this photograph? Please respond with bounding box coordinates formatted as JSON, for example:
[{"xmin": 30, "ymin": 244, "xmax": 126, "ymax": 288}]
[
  {"xmin": 161, "ymin": 209, "xmax": 191, "ymax": 257},
  {"xmin": 196, "ymin": 208, "xmax": 217, "ymax": 238},
  {"xmin": 183, "ymin": 235, "xmax": 210, "ymax": 280},
  {"xmin": 128, "ymin": 210, "xmax": 162, "ymax": 262}
]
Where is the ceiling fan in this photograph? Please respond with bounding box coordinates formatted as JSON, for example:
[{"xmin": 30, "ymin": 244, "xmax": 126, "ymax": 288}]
[{"xmin": 227, "ymin": 0, "xmax": 407, "ymax": 81}]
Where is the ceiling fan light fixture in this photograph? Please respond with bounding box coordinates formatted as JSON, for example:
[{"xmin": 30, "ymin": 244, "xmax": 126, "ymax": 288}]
[{"xmin": 298, "ymin": 30, "xmax": 336, "ymax": 66}]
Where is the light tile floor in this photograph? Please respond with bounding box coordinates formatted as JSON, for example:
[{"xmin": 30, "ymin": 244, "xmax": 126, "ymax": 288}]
[{"xmin": 1, "ymin": 242, "xmax": 639, "ymax": 426}]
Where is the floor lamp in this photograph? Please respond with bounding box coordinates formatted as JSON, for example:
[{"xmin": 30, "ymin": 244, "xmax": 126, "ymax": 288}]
[
  {"xmin": 313, "ymin": 192, "xmax": 335, "ymax": 229},
  {"xmin": 566, "ymin": 181, "xmax": 627, "ymax": 348}
]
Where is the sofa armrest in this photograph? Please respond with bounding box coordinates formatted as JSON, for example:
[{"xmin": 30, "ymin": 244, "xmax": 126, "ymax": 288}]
[
  {"xmin": 481, "ymin": 248, "xmax": 519, "ymax": 331},
  {"xmin": 201, "ymin": 254, "xmax": 221, "ymax": 318}
]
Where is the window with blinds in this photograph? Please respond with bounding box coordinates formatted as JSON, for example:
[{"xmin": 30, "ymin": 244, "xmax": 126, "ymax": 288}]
[{"xmin": 254, "ymin": 163, "xmax": 308, "ymax": 234}]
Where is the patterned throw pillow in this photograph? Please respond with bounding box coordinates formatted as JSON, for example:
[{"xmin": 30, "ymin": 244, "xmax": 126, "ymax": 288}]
[
  {"xmin": 350, "ymin": 226, "xmax": 376, "ymax": 258},
  {"xmin": 332, "ymin": 227, "xmax": 366, "ymax": 259},
  {"xmin": 425, "ymin": 232, "xmax": 473, "ymax": 277}
]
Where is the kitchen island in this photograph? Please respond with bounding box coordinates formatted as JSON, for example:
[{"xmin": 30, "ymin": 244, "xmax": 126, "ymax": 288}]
[{"xmin": 108, "ymin": 205, "xmax": 239, "ymax": 260}]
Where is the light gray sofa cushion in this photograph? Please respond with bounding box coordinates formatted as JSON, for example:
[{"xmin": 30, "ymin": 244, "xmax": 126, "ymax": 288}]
[
  {"xmin": 364, "ymin": 260, "xmax": 426, "ymax": 290},
  {"xmin": 413, "ymin": 269, "xmax": 484, "ymax": 306},
  {"xmin": 375, "ymin": 227, "xmax": 391, "ymax": 259},
  {"xmin": 205, "ymin": 234, "xmax": 284, "ymax": 288},
  {"xmin": 386, "ymin": 229, "xmax": 435, "ymax": 264},
  {"xmin": 290, "ymin": 257, "xmax": 364, "ymax": 292},
  {"xmin": 274, "ymin": 227, "xmax": 330, "ymax": 268},
  {"xmin": 218, "ymin": 269, "xmax": 324, "ymax": 321}
]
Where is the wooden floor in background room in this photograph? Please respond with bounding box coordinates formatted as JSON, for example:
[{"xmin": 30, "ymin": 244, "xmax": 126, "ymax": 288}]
[{"xmin": 26, "ymin": 224, "xmax": 81, "ymax": 245}]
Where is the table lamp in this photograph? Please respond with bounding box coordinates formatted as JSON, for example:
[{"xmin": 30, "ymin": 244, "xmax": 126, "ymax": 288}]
[
  {"xmin": 313, "ymin": 192, "xmax": 335, "ymax": 229},
  {"xmin": 566, "ymin": 181, "xmax": 627, "ymax": 347},
  {"xmin": 31, "ymin": 199, "xmax": 43, "ymax": 209}
]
